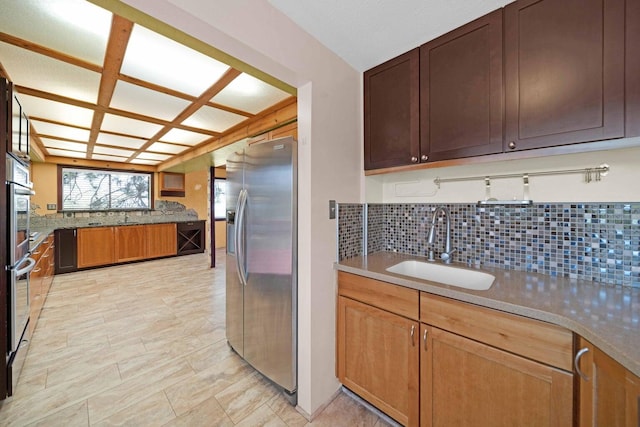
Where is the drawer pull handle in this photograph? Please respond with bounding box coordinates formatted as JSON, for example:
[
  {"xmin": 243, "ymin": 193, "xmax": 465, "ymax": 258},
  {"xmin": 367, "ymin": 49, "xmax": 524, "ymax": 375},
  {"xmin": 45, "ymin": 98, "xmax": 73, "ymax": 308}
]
[
  {"xmin": 423, "ymin": 329, "xmax": 428, "ymax": 351},
  {"xmin": 410, "ymin": 325, "xmax": 416, "ymax": 346},
  {"xmin": 575, "ymin": 347, "xmax": 590, "ymax": 381}
]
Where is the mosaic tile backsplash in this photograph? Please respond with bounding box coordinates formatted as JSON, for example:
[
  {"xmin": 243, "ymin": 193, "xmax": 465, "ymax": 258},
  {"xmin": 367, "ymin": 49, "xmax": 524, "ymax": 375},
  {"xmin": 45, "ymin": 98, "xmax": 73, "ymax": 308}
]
[{"xmin": 338, "ymin": 203, "xmax": 640, "ymax": 288}]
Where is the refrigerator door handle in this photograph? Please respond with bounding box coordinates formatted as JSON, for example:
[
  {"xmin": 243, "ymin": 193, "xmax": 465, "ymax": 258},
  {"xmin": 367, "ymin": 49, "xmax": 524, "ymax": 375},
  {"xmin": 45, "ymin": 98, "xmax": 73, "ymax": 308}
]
[{"xmin": 235, "ymin": 188, "xmax": 249, "ymax": 286}]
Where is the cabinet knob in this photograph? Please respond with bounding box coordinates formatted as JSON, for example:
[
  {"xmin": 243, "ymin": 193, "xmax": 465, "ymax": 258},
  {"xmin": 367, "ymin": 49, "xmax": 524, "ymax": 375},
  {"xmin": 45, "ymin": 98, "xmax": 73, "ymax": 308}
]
[
  {"xmin": 421, "ymin": 155, "xmax": 428, "ymax": 162},
  {"xmin": 410, "ymin": 156, "xmax": 418, "ymax": 163},
  {"xmin": 508, "ymin": 141, "xmax": 516, "ymax": 149}
]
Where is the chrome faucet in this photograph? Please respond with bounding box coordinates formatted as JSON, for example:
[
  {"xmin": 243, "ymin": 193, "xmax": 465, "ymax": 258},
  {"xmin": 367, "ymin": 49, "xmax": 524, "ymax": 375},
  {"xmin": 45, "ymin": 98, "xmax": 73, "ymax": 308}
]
[{"xmin": 427, "ymin": 206, "xmax": 457, "ymax": 264}]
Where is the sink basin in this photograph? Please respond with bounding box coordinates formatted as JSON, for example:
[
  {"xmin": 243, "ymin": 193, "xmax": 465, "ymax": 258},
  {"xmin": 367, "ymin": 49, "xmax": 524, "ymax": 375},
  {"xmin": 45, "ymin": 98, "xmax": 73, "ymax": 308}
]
[{"xmin": 386, "ymin": 260, "xmax": 495, "ymax": 291}]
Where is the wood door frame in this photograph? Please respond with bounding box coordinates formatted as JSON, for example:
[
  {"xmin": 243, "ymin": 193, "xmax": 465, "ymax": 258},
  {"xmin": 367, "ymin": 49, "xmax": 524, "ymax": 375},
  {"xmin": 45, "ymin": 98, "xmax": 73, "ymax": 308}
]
[{"xmin": 209, "ymin": 167, "xmax": 216, "ymax": 268}]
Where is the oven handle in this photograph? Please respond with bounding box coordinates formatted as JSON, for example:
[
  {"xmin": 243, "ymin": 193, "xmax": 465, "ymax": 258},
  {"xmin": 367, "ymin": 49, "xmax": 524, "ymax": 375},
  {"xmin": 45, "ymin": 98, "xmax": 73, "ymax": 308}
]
[
  {"xmin": 14, "ymin": 257, "xmax": 36, "ymax": 276},
  {"xmin": 13, "ymin": 187, "xmax": 35, "ymax": 196}
]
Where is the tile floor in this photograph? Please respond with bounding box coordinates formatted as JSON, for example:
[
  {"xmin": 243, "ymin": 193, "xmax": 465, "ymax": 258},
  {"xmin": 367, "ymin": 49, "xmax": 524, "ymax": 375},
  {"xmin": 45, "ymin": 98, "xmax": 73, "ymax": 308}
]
[{"xmin": 0, "ymin": 251, "xmax": 393, "ymax": 426}]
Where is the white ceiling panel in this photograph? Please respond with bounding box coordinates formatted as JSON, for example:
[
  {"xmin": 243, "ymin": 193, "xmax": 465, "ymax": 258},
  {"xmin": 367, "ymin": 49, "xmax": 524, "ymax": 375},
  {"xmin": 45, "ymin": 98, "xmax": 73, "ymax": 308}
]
[
  {"xmin": 161, "ymin": 128, "xmax": 211, "ymax": 146},
  {"xmin": 136, "ymin": 152, "xmax": 172, "ymax": 161},
  {"xmin": 40, "ymin": 138, "xmax": 87, "ymax": 152},
  {"xmin": 0, "ymin": 44, "xmax": 100, "ymax": 103},
  {"xmin": 93, "ymin": 146, "xmax": 136, "ymax": 157},
  {"xmin": 129, "ymin": 158, "xmax": 160, "ymax": 165},
  {"xmin": 92, "ymin": 154, "xmax": 129, "ymax": 162},
  {"xmin": 211, "ymin": 73, "xmax": 291, "ymax": 114},
  {"xmin": 147, "ymin": 142, "xmax": 190, "ymax": 154},
  {"xmin": 181, "ymin": 105, "xmax": 246, "ymax": 133},
  {"xmin": 0, "ymin": 0, "xmax": 110, "ymax": 65},
  {"xmin": 95, "ymin": 133, "xmax": 147, "ymax": 149},
  {"xmin": 101, "ymin": 114, "xmax": 164, "ymax": 138},
  {"xmin": 122, "ymin": 24, "xmax": 231, "ymax": 97},
  {"xmin": 31, "ymin": 121, "xmax": 91, "ymax": 142},
  {"xmin": 17, "ymin": 95, "xmax": 94, "ymax": 127},
  {"xmin": 110, "ymin": 80, "xmax": 191, "ymax": 121},
  {"xmin": 46, "ymin": 148, "xmax": 87, "ymax": 159}
]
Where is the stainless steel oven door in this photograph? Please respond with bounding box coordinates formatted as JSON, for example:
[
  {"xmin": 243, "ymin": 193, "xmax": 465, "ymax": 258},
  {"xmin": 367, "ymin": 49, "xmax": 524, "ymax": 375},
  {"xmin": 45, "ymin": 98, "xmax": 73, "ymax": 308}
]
[
  {"xmin": 8, "ymin": 182, "xmax": 31, "ymax": 265},
  {"xmin": 9, "ymin": 256, "xmax": 34, "ymax": 354}
]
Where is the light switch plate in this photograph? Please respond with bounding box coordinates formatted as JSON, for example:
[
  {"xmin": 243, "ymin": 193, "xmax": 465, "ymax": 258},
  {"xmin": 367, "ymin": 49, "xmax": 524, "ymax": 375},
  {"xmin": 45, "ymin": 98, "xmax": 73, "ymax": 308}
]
[{"xmin": 329, "ymin": 200, "xmax": 336, "ymax": 219}]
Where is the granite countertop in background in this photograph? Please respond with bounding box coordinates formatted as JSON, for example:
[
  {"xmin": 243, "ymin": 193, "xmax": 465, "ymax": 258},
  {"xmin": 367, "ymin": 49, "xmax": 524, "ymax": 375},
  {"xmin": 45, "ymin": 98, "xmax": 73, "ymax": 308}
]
[{"xmin": 336, "ymin": 251, "xmax": 640, "ymax": 378}]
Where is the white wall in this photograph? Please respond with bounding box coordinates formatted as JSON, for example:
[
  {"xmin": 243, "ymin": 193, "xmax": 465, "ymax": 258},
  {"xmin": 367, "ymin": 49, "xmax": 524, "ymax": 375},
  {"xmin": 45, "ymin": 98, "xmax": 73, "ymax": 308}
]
[
  {"xmin": 366, "ymin": 141, "xmax": 640, "ymax": 204},
  {"xmin": 119, "ymin": 0, "xmax": 362, "ymax": 417}
]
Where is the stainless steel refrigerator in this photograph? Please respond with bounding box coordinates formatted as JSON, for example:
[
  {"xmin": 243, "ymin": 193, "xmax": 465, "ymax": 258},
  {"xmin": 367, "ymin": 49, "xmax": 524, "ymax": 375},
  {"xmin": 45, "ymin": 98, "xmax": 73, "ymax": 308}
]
[{"xmin": 226, "ymin": 136, "xmax": 297, "ymax": 401}]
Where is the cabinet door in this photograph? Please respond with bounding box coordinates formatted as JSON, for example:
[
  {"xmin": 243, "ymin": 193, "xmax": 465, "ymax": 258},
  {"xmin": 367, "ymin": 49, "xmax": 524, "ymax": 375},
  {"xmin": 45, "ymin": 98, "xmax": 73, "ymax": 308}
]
[
  {"xmin": 115, "ymin": 225, "xmax": 146, "ymax": 263},
  {"xmin": 576, "ymin": 337, "xmax": 640, "ymax": 427},
  {"xmin": 77, "ymin": 227, "xmax": 115, "ymax": 268},
  {"xmin": 146, "ymin": 223, "xmax": 177, "ymax": 259},
  {"xmin": 337, "ymin": 296, "xmax": 419, "ymax": 426},
  {"xmin": 504, "ymin": 0, "xmax": 625, "ymax": 151},
  {"xmin": 364, "ymin": 49, "xmax": 420, "ymax": 170},
  {"xmin": 54, "ymin": 228, "xmax": 77, "ymax": 274},
  {"xmin": 420, "ymin": 325, "xmax": 572, "ymax": 427},
  {"xmin": 420, "ymin": 9, "xmax": 503, "ymax": 162},
  {"xmin": 627, "ymin": 0, "xmax": 640, "ymax": 137}
]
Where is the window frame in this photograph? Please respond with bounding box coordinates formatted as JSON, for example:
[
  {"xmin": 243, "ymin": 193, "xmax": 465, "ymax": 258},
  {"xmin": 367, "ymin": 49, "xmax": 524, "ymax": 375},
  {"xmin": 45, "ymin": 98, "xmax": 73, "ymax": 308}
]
[
  {"xmin": 213, "ymin": 177, "xmax": 226, "ymax": 220},
  {"xmin": 57, "ymin": 165, "xmax": 154, "ymax": 212}
]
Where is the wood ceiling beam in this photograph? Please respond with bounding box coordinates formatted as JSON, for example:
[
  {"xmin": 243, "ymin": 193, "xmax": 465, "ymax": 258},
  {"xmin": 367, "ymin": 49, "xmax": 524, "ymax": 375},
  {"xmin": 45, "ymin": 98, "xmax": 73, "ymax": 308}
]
[
  {"xmin": 45, "ymin": 155, "xmax": 156, "ymax": 172},
  {"xmin": 158, "ymin": 96, "xmax": 297, "ymax": 171},
  {"xmin": 87, "ymin": 15, "xmax": 134, "ymax": 158},
  {"xmin": 14, "ymin": 85, "xmax": 220, "ymax": 136},
  {"xmin": 0, "ymin": 32, "xmax": 103, "ymax": 73},
  {"xmin": 126, "ymin": 67, "xmax": 242, "ymax": 162}
]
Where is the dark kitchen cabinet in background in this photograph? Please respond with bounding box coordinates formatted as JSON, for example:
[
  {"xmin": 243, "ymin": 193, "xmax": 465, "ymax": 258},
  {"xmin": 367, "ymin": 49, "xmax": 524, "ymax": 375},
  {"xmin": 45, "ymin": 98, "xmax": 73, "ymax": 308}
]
[
  {"xmin": 364, "ymin": 49, "xmax": 419, "ymax": 170},
  {"xmin": 420, "ymin": 9, "xmax": 503, "ymax": 162},
  {"xmin": 177, "ymin": 220, "xmax": 206, "ymax": 255},
  {"xmin": 504, "ymin": 0, "xmax": 625, "ymax": 151},
  {"xmin": 54, "ymin": 228, "xmax": 77, "ymax": 274}
]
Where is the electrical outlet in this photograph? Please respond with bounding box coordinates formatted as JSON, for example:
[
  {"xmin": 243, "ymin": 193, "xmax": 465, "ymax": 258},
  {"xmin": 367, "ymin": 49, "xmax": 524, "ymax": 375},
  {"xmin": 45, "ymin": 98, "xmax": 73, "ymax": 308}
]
[{"xmin": 46, "ymin": 203, "xmax": 57, "ymax": 210}]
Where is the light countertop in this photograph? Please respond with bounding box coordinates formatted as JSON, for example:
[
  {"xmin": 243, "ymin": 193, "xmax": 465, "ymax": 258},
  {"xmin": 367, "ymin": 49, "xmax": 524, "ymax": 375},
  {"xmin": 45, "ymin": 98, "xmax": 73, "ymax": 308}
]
[{"xmin": 336, "ymin": 251, "xmax": 640, "ymax": 377}]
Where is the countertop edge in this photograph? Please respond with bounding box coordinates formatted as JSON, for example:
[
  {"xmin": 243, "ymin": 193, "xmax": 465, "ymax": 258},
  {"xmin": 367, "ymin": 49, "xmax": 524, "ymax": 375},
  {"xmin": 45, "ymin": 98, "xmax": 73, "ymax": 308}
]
[{"xmin": 335, "ymin": 257, "xmax": 640, "ymax": 378}]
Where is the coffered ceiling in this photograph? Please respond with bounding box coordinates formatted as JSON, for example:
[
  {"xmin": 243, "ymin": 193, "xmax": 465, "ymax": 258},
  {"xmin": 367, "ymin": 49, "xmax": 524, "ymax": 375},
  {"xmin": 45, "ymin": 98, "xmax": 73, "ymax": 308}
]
[{"xmin": 0, "ymin": 0, "xmax": 295, "ymax": 169}]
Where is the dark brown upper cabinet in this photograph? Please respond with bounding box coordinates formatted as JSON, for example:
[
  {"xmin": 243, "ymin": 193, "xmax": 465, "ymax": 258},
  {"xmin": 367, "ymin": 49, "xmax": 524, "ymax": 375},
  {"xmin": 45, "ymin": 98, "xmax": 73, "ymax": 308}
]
[
  {"xmin": 627, "ymin": 0, "xmax": 640, "ymax": 137},
  {"xmin": 364, "ymin": 49, "xmax": 419, "ymax": 170},
  {"xmin": 420, "ymin": 9, "xmax": 504, "ymax": 162},
  {"xmin": 504, "ymin": 0, "xmax": 625, "ymax": 151}
]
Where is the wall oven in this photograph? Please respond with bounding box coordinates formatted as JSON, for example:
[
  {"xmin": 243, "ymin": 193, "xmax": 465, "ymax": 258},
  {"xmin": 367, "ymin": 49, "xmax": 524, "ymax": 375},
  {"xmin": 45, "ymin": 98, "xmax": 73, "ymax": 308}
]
[{"xmin": 6, "ymin": 154, "xmax": 35, "ymax": 396}]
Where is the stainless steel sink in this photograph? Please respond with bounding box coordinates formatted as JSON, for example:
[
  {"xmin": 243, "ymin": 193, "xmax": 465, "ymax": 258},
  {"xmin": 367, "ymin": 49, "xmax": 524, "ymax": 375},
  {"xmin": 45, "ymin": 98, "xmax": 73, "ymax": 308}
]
[{"xmin": 386, "ymin": 260, "xmax": 495, "ymax": 290}]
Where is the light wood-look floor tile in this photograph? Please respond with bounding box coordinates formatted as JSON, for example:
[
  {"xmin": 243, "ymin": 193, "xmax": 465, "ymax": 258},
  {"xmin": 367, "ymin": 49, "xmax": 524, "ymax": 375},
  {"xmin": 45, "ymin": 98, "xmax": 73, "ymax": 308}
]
[{"xmin": 0, "ymin": 251, "xmax": 395, "ymax": 426}]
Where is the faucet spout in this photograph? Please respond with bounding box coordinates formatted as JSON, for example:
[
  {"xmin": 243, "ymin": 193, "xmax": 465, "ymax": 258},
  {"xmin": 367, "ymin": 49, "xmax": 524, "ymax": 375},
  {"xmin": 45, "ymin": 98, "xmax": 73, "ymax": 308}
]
[{"xmin": 427, "ymin": 206, "xmax": 455, "ymax": 264}]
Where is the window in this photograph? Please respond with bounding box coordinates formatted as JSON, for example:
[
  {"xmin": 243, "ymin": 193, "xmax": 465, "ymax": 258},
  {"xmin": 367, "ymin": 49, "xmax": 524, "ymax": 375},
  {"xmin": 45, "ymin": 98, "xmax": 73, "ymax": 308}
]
[
  {"xmin": 59, "ymin": 166, "xmax": 152, "ymax": 211},
  {"xmin": 214, "ymin": 178, "xmax": 226, "ymax": 220}
]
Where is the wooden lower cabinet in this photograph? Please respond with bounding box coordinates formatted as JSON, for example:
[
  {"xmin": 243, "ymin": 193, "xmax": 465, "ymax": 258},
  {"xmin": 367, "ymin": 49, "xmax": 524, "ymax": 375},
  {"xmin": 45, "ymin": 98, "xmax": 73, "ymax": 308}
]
[
  {"xmin": 77, "ymin": 227, "xmax": 115, "ymax": 268},
  {"xmin": 336, "ymin": 272, "xmax": 576, "ymax": 426},
  {"xmin": 337, "ymin": 295, "xmax": 419, "ymax": 426},
  {"xmin": 420, "ymin": 324, "xmax": 573, "ymax": 427},
  {"xmin": 146, "ymin": 223, "xmax": 177, "ymax": 259},
  {"xmin": 29, "ymin": 233, "xmax": 55, "ymax": 335},
  {"xmin": 115, "ymin": 225, "xmax": 146, "ymax": 263},
  {"xmin": 576, "ymin": 336, "xmax": 640, "ymax": 427}
]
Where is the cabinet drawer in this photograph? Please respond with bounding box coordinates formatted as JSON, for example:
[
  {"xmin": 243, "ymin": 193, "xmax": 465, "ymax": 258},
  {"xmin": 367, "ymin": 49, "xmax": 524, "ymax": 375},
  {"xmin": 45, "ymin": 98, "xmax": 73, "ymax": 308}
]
[
  {"xmin": 420, "ymin": 293, "xmax": 573, "ymax": 371},
  {"xmin": 338, "ymin": 272, "xmax": 419, "ymax": 320}
]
